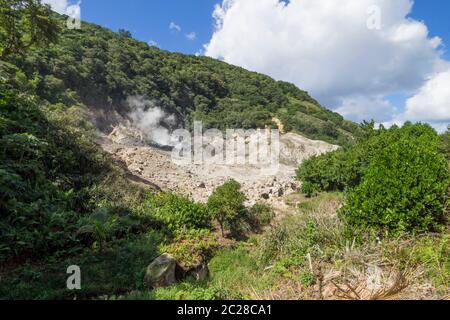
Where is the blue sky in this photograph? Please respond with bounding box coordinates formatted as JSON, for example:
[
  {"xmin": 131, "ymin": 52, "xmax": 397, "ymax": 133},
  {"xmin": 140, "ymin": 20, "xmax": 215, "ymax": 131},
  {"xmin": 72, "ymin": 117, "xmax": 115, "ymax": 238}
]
[
  {"xmin": 412, "ymin": 0, "xmax": 450, "ymax": 60},
  {"xmin": 47, "ymin": 0, "xmax": 450, "ymax": 129},
  {"xmin": 80, "ymin": 0, "xmax": 219, "ymax": 55}
]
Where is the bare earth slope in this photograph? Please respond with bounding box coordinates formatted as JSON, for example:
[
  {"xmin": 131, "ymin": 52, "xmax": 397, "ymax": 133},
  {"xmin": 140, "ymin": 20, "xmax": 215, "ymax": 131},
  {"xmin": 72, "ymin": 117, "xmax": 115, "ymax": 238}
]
[{"xmin": 98, "ymin": 121, "xmax": 338, "ymax": 207}]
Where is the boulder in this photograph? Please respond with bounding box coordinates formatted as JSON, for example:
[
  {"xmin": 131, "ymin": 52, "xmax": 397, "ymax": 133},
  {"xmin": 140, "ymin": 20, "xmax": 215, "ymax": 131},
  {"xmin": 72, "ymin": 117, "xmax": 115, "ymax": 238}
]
[
  {"xmin": 277, "ymin": 188, "xmax": 284, "ymax": 197},
  {"xmin": 144, "ymin": 253, "xmax": 177, "ymax": 288},
  {"xmin": 261, "ymin": 193, "xmax": 270, "ymax": 200},
  {"xmin": 198, "ymin": 182, "xmax": 206, "ymax": 189}
]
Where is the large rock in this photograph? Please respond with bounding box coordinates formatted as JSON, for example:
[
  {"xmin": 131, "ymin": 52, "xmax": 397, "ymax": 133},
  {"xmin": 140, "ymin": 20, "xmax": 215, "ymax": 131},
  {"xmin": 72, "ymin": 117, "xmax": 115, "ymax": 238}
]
[{"xmin": 144, "ymin": 253, "xmax": 177, "ymax": 288}]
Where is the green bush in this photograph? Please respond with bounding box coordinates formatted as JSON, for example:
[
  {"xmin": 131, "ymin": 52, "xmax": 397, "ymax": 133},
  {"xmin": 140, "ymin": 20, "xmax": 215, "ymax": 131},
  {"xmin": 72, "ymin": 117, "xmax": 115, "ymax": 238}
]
[
  {"xmin": 248, "ymin": 203, "xmax": 275, "ymax": 229},
  {"xmin": 298, "ymin": 122, "xmax": 450, "ymax": 234},
  {"xmin": 144, "ymin": 192, "xmax": 211, "ymax": 232},
  {"xmin": 133, "ymin": 281, "xmax": 229, "ymax": 300},
  {"xmin": 297, "ymin": 121, "xmax": 401, "ymax": 194},
  {"xmin": 298, "ymin": 142, "xmax": 373, "ymax": 195},
  {"xmin": 159, "ymin": 229, "xmax": 219, "ymax": 269},
  {"xmin": 300, "ymin": 181, "xmax": 320, "ymax": 198},
  {"xmin": 207, "ymin": 179, "xmax": 247, "ymax": 237},
  {"xmin": 340, "ymin": 124, "xmax": 450, "ymax": 234},
  {"xmin": 299, "ymin": 271, "xmax": 315, "ymax": 288},
  {"xmin": 0, "ymin": 78, "xmax": 95, "ymax": 261}
]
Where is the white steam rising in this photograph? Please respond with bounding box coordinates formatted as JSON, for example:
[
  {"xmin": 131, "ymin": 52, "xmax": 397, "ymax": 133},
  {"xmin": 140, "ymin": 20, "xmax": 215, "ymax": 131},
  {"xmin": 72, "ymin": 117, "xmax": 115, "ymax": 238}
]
[{"xmin": 127, "ymin": 96, "xmax": 176, "ymax": 146}]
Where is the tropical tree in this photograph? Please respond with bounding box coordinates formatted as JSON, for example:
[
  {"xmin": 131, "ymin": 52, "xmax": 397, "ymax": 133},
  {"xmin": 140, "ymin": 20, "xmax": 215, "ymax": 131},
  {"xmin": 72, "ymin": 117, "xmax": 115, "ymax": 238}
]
[
  {"xmin": 207, "ymin": 179, "xmax": 247, "ymax": 237},
  {"xmin": 0, "ymin": 0, "xmax": 60, "ymax": 60}
]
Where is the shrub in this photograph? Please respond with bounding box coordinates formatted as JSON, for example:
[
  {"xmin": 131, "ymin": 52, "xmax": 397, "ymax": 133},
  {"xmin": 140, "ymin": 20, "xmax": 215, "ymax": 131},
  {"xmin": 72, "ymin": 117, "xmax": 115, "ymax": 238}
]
[
  {"xmin": 159, "ymin": 229, "xmax": 219, "ymax": 269},
  {"xmin": 299, "ymin": 271, "xmax": 315, "ymax": 288},
  {"xmin": 144, "ymin": 192, "xmax": 211, "ymax": 232},
  {"xmin": 0, "ymin": 77, "xmax": 113, "ymax": 261},
  {"xmin": 340, "ymin": 125, "xmax": 450, "ymax": 234},
  {"xmin": 136, "ymin": 281, "xmax": 229, "ymax": 300},
  {"xmin": 300, "ymin": 181, "xmax": 320, "ymax": 198},
  {"xmin": 248, "ymin": 203, "xmax": 275, "ymax": 229},
  {"xmin": 207, "ymin": 179, "xmax": 247, "ymax": 237},
  {"xmin": 297, "ymin": 122, "xmax": 409, "ymax": 194}
]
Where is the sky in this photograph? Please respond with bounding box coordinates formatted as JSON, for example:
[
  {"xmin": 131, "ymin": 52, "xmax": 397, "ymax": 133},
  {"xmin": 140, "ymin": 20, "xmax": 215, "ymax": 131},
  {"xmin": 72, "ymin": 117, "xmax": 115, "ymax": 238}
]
[{"xmin": 43, "ymin": 0, "xmax": 450, "ymax": 131}]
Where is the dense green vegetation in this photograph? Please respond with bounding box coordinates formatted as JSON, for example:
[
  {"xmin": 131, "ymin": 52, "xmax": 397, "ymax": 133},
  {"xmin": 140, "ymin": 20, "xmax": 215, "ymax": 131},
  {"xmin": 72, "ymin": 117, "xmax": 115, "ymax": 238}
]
[
  {"xmin": 0, "ymin": 0, "xmax": 59, "ymax": 59},
  {"xmin": 298, "ymin": 123, "xmax": 450, "ymax": 234},
  {"xmin": 3, "ymin": 192, "xmax": 448, "ymax": 300},
  {"xmin": 341, "ymin": 128, "xmax": 449, "ymax": 234},
  {"xmin": 207, "ymin": 179, "xmax": 247, "ymax": 237},
  {"xmin": 248, "ymin": 203, "xmax": 275, "ymax": 230},
  {"xmin": 0, "ymin": 59, "xmax": 162, "ymax": 261},
  {"xmin": 137, "ymin": 193, "xmax": 450, "ymax": 300},
  {"xmin": 144, "ymin": 193, "xmax": 211, "ymax": 233}
]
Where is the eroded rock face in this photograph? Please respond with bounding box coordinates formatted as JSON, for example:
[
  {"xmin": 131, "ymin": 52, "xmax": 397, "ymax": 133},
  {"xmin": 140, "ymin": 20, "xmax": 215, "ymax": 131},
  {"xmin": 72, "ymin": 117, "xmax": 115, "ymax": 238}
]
[
  {"xmin": 144, "ymin": 253, "xmax": 177, "ymax": 288},
  {"xmin": 99, "ymin": 123, "xmax": 337, "ymax": 206},
  {"xmin": 280, "ymin": 133, "xmax": 338, "ymax": 166}
]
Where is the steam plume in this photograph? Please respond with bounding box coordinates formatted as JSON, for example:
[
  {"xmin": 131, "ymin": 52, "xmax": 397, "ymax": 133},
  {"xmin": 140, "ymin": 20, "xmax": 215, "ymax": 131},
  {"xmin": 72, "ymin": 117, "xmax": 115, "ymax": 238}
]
[{"xmin": 127, "ymin": 96, "xmax": 176, "ymax": 146}]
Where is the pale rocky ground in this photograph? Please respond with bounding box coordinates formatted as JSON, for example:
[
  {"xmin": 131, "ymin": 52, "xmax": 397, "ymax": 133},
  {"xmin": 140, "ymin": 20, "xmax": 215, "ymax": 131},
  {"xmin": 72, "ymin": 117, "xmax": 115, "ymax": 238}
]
[{"xmin": 97, "ymin": 120, "xmax": 338, "ymax": 210}]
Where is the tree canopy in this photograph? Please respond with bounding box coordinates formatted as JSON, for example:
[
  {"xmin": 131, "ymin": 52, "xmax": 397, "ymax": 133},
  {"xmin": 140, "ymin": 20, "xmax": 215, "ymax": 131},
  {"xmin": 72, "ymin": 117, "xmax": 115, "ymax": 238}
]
[{"xmin": 0, "ymin": 0, "xmax": 59, "ymax": 59}]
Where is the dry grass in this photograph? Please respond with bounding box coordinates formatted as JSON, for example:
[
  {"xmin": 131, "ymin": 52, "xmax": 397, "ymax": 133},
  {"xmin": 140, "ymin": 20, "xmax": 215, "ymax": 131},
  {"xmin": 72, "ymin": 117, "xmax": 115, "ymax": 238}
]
[{"xmin": 253, "ymin": 193, "xmax": 449, "ymax": 300}]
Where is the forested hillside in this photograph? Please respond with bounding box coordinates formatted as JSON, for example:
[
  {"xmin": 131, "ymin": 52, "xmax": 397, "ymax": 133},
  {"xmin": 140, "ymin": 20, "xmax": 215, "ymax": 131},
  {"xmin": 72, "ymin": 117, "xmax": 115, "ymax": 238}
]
[{"xmin": 11, "ymin": 14, "xmax": 360, "ymax": 145}]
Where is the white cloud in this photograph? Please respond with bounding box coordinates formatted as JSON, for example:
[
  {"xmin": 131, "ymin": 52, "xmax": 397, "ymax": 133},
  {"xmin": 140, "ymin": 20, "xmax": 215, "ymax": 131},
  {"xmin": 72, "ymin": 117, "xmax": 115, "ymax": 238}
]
[
  {"xmin": 383, "ymin": 67, "xmax": 450, "ymax": 132},
  {"xmin": 42, "ymin": 0, "xmax": 81, "ymax": 19},
  {"xmin": 195, "ymin": 49, "xmax": 204, "ymax": 57},
  {"xmin": 148, "ymin": 40, "xmax": 158, "ymax": 47},
  {"xmin": 186, "ymin": 32, "xmax": 197, "ymax": 41},
  {"xmin": 169, "ymin": 22, "xmax": 181, "ymax": 32},
  {"xmin": 335, "ymin": 95, "xmax": 397, "ymax": 123},
  {"xmin": 403, "ymin": 68, "xmax": 450, "ymax": 122},
  {"xmin": 205, "ymin": 0, "xmax": 448, "ymax": 124},
  {"xmin": 42, "ymin": 0, "xmax": 69, "ymax": 14}
]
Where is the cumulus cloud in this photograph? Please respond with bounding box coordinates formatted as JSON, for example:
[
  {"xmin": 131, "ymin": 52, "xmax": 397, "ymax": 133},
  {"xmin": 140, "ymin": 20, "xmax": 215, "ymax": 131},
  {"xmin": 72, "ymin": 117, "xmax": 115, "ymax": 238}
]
[
  {"xmin": 186, "ymin": 32, "xmax": 197, "ymax": 41},
  {"xmin": 42, "ymin": 0, "xmax": 68, "ymax": 14},
  {"xmin": 42, "ymin": 0, "xmax": 80, "ymax": 15},
  {"xmin": 148, "ymin": 40, "xmax": 159, "ymax": 47},
  {"xmin": 169, "ymin": 22, "xmax": 182, "ymax": 32},
  {"xmin": 335, "ymin": 96, "xmax": 397, "ymax": 123},
  {"xmin": 205, "ymin": 0, "xmax": 447, "ymax": 124},
  {"xmin": 403, "ymin": 68, "xmax": 450, "ymax": 123}
]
